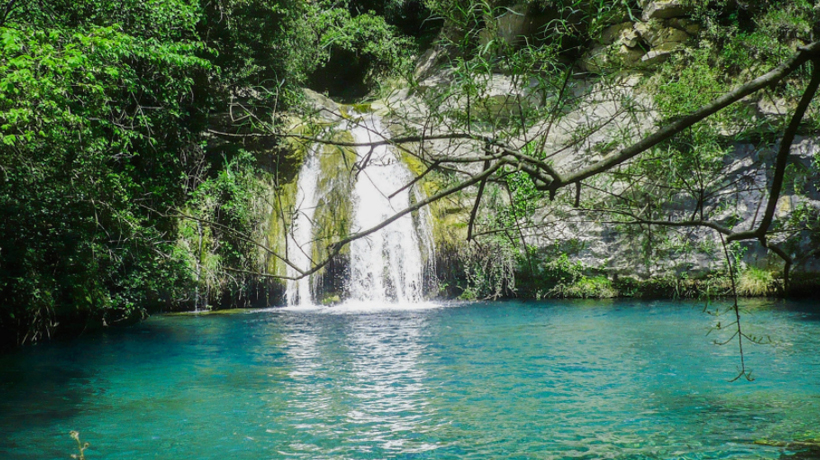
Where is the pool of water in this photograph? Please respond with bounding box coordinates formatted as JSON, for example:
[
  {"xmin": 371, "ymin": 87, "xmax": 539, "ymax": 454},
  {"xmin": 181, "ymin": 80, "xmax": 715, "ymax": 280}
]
[{"xmin": 1, "ymin": 299, "xmax": 819, "ymax": 459}]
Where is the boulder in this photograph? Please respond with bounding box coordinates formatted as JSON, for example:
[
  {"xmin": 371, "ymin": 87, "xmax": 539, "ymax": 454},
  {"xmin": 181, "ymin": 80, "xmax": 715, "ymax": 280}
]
[
  {"xmin": 666, "ymin": 18, "xmax": 701, "ymax": 35},
  {"xmin": 642, "ymin": 1, "xmax": 690, "ymax": 21},
  {"xmin": 496, "ymin": 3, "xmax": 530, "ymax": 46},
  {"xmin": 479, "ymin": 3, "xmax": 554, "ymax": 48},
  {"xmin": 581, "ymin": 44, "xmax": 646, "ymax": 73},
  {"xmin": 620, "ymin": 28, "xmax": 642, "ymax": 48},
  {"xmin": 601, "ymin": 22, "xmax": 634, "ymax": 45},
  {"xmin": 634, "ymin": 22, "xmax": 689, "ymax": 48},
  {"xmin": 302, "ymin": 88, "xmax": 342, "ymax": 122},
  {"xmin": 640, "ymin": 48, "xmax": 674, "ymax": 66}
]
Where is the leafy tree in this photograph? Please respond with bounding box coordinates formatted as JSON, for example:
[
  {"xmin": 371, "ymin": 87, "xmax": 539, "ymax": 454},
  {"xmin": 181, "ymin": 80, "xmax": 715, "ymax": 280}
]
[{"xmin": 0, "ymin": 0, "xmax": 211, "ymax": 346}]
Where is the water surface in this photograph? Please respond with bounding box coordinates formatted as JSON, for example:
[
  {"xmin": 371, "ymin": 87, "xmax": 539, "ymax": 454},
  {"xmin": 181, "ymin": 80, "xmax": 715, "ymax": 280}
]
[{"xmin": 1, "ymin": 299, "xmax": 819, "ymax": 459}]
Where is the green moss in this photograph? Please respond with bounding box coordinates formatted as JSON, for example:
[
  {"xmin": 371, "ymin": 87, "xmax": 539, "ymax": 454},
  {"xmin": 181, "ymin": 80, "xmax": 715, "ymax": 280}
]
[
  {"xmin": 312, "ymin": 135, "xmax": 357, "ymax": 264},
  {"xmin": 320, "ymin": 294, "xmax": 341, "ymax": 305},
  {"xmin": 348, "ymin": 102, "xmax": 373, "ymax": 114},
  {"xmin": 263, "ymin": 178, "xmax": 297, "ymax": 278}
]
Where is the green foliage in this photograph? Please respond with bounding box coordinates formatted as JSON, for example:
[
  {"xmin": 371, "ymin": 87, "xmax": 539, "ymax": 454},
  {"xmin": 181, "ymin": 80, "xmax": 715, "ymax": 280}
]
[
  {"xmin": 551, "ymin": 275, "xmax": 617, "ymax": 299},
  {"xmin": 456, "ymin": 239, "xmax": 516, "ymax": 300},
  {"xmin": 303, "ymin": 2, "xmax": 416, "ymax": 98},
  {"xmin": 423, "ymin": 0, "xmax": 639, "ymax": 57},
  {"xmin": 0, "ymin": 0, "xmax": 421, "ymax": 345},
  {"xmin": 611, "ymin": 274, "xmax": 732, "ymax": 299},
  {"xmin": 315, "ymin": 8, "xmax": 415, "ymax": 77},
  {"xmin": 0, "ymin": 1, "xmax": 210, "ymax": 345},
  {"xmin": 202, "ymin": 0, "xmax": 416, "ymax": 106},
  {"xmin": 178, "ymin": 150, "xmax": 267, "ymax": 308},
  {"xmin": 514, "ymin": 247, "xmax": 621, "ymax": 300},
  {"xmin": 681, "ymin": 0, "xmax": 819, "ymax": 114}
]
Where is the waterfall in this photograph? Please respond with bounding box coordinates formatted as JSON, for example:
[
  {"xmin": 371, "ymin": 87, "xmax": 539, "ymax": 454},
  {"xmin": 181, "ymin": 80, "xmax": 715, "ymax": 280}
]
[
  {"xmin": 347, "ymin": 113, "xmax": 433, "ymax": 304},
  {"xmin": 285, "ymin": 145, "xmax": 322, "ymax": 306},
  {"xmin": 284, "ymin": 112, "xmax": 433, "ymax": 307}
]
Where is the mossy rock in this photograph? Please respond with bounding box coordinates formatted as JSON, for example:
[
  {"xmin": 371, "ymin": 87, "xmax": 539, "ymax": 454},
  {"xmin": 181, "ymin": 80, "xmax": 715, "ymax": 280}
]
[
  {"xmin": 163, "ymin": 309, "xmax": 250, "ymax": 317},
  {"xmin": 320, "ymin": 294, "xmax": 341, "ymax": 306},
  {"xmin": 348, "ymin": 102, "xmax": 373, "ymax": 114}
]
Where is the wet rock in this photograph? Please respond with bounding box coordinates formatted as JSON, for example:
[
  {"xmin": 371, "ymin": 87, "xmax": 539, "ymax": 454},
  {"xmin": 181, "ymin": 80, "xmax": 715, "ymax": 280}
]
[
  {"xmin": 581, "ymin": 43, "xmax": 646, "ymax": 73},
  {"xmin": 302, "ymin": 88, "xmax": 343, "ymax": 122}
]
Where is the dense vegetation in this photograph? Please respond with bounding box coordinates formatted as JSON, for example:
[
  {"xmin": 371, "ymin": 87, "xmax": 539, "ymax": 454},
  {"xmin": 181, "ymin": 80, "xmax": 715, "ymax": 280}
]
[
  {"xmin": 0, "ymin": 0, "xmax": 421, "ymax": 347},
  {"xmin": 2, "ymin": 0, "xmax": 819, "ymax": 347}
]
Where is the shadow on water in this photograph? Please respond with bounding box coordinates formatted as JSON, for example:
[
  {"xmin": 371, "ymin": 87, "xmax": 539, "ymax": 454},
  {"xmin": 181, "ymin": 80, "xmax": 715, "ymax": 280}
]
[
  {"xmin": 775, "ymin": 299, "xmax": 820, "ymax": 320},
  {"xmin": 0, "ymin": 313, "xmax": 251, "ymax": 427}
]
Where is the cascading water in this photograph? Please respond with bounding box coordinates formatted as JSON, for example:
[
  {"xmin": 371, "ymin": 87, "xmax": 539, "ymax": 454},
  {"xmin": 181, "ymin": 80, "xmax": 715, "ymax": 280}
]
[
  {"xmin": 347, "ymin": 113, "xmax": 433, "ymax": 304},
  {"xmin": 285, "ymin": 145, "xmax": 322, "ymax": 306},
  {"xmin": 284, "ymin": 112, "xmax": 433, "ymax": 306}
]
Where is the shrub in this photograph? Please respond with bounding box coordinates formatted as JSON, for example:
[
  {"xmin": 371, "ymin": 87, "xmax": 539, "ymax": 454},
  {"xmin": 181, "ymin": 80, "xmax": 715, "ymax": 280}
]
[
  {"xmin": 550, "ymin": 275, "xmax": 618, "ymax": 299},
  {"xmin": 737, "ymin": 267, "xmax": 778, "ymax": 297}
]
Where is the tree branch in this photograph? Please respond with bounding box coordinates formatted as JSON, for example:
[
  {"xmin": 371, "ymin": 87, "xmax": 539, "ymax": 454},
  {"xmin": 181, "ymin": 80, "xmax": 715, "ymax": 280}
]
[
  {"xmin": 329, "ymin": 160, "xmax": 506, "ymax": 251},
  {"xmin": 728, "ymin": 58, "xmax": 820, "ymax": 243},
  {"xmin": 551, "ymin": 41, "xmax": 820, "ymax": 194},
  {"xmin": 468, "ymin": 160, "xmax": 492, "ymax": 241}
]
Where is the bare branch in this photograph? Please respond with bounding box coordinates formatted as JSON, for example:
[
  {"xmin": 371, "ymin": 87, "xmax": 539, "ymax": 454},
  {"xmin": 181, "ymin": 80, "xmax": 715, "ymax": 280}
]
[
  {"xmin": 467, "ymin": 160, "xmax": 492, "ymax": 241},
  {"xmin": 551, "ymin": 41, "xmax": 820, "ymax": 194}
]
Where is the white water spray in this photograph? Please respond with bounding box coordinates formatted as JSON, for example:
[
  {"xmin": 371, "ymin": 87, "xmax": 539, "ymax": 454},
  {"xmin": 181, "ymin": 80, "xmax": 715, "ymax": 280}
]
[
  {"xmin": 347, "ymin": 113, "xmax": 433, "ymax": 304},
  {"xmin": 284, "ymin": 113, "xmax": 434, "ymax": 307},
  {"xmin": 285, "ymin": 145, "xmax": 322, "ymax": 306}
]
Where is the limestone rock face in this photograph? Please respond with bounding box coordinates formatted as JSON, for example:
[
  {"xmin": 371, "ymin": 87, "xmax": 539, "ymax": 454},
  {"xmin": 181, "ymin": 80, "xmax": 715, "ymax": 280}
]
[{"xmin": 387, "ymin": 50, "xmax": 820, "ymax": 282}]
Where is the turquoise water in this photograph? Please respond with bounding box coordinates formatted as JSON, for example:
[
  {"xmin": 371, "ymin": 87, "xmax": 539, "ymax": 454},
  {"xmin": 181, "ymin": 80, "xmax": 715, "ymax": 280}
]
[{"xmin": 1, "ymin": 299, "xmax": 819, "ymax": 459}]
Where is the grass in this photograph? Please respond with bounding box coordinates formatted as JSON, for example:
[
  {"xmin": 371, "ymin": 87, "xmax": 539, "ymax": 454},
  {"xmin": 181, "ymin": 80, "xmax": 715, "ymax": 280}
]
[{"xmin": 737, "ymin": 267, "xmax": 778, "ymax": 297}]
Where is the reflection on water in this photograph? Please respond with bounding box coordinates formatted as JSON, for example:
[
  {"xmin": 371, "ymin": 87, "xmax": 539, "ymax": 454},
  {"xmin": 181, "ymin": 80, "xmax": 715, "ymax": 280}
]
[
  {"xmin": 343, "ymin": 313, "xmax": 433, "ymax": 454},
  {"xmin": 1, "ymin": 299, "xmax": 820, "ymax": 460},
  {"xmin": 274, "ymin": 308, "xmax": 437, "ymax": 457}
]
